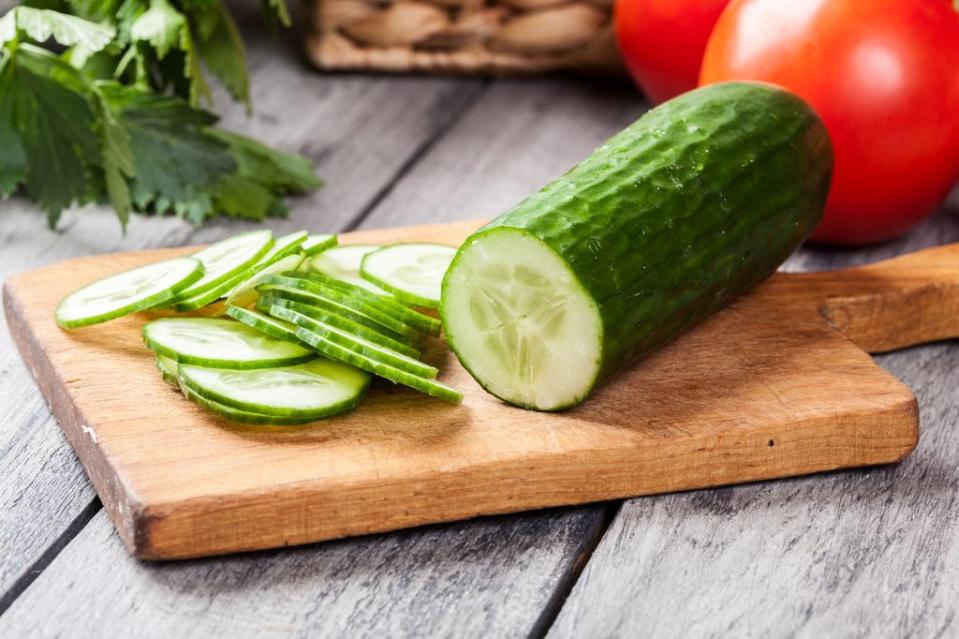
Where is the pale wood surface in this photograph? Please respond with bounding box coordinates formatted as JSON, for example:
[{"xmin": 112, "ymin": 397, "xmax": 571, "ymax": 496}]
[{"xmin": 3, "ymin": 0, "xmax": 959, "ymax": 634}]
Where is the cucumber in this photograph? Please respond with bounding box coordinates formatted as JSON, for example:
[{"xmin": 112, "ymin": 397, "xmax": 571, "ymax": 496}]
[
  {"xmin": 55, "ymin": 257, "xmax": 203, "ymax": 329},
  {"xmin": 305, "ymin": 244, "xmax": 388, "ymax": 294},
  {"xmin": 172, "ymin": 269, "xmax": 249, "ymax": 312},
  {"xmin": 224, "ymin": 254, "xmax": 304, "ymax": 308},
  {"xmin": 294, "ymin": 327, "xmax": 463, "ymax": 403},
  {"xmin": 225, "ymin": 305, "xmax": 307, "ymax": 347},
  {"xmin": 169, "ymin": 230, "xmax": 274, "ymax": 302},
  {"xmin": 360, "ymin": 243, "xmax": 456, "ymax": 309},
  {"xmin": 288, "ymin": 271, "xmax": 442, "ymax": 336},
  {"xmin": 258, "ymin": 275, "xmax": 422, "ymax": 338},
  {"xmin": 441, "ymin": 82, "xmax": 833, "ymax": 411},
  {"xmin": 301, "ymin": 234, "xmax": 338, "ymax": 256},
  {"xmin": 265, "ymin": 297, "xmax": 422, "ymax": 357},
  {"xmin": 181, "ymin": 385, "xmax": 320, "ymax": 426},
  {"xmin": 143, "ymin": 317, "xmax": 315, "ymax": 369},
  {"xmin": 255, "ymin": 286, "xmax": 413, "ymax": 344},
  {"xmin": 269, "ymin": 306, "xmax": 438, "ymax": 378},
  {"xmin": 259, "ymin": 231, "xmax": 308, "ymax": 265},
  {"xmin": 155, "ymin": 354, "xmax": 179, "ymax": 386},
  {"xmin": 179, "ymin": 358, "xmax": 369, "ymax": 420}
]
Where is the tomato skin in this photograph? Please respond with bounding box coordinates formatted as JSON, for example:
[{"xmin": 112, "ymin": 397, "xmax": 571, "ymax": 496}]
[
  {"xmin": 701, "ymin": 0, "xmax": 959, "ymax": 245},
  {"xmin": 615, "ymin": 0, "xmax": 730, "ymax": 104}
]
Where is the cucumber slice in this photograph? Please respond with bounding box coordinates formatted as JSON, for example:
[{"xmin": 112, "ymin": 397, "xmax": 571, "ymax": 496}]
[
  {"xmin": 181, "ymin": 385, "xmax": 320, "ymax": 426},
  {"xmin": 223, "ymin": 254, "xmax": 304, "ymax": 308},
  {"xmin": 360, "ymin": 243, "xmax": 456, "ymax": 309},
  {"xmin": 155, "ymin": 354, "xmax": 180, "ymax": 386},
  {"xmin": 441, "ymin": 230, "xmax": 602, "ymax": 411},
  {"xmin": 259, "ymin": 231, "xmax": 308, "ymax": 266},
  {"xmin": 180, "ymin": 358, "xmax": 369, "ymax": 419},
  {"xmin": 301, "ymin": 234, "xmax": 338, "ymax": 256},
  {"xmin": 55, "ymin": 257, "xmax": 203, "ymax": 329},
  {"xmin": 255, "ymin": 286, "xmax": 414, "ymax": 344},
  {"xmin": 170, "ymin": 230, "xmax": 274, "ymax": 302},
  {"xmin": 225, "ymin": 305, "xmax": 306, "ymax": 346},
  {"xmin": 295, "ymin": 327, "xmax": 463, "ymax": 404},
  {"xmin": 258, "ymin": 275, "xmax": 422, "ymax": 338},
  {"xmin": 172, "ymin": 269, "xmax": 249, "ymax": 312},
  {"xmin": 143, "ymin": 317, "xmax": 315, "ymax": 369},
  {"xmin": 288, "ymin": 271, "xmax": 442, "ymax": 336},
  {"xmin": 305, "ymin": 244, "xmax": 389, "ymax": 294},
  {"xmin": 265, "ymin": 297, "xmax": 422, "ymax": 357},
  {"xmin": 270, "ymin": 306, "xmax": 437, "ymax": 378}
]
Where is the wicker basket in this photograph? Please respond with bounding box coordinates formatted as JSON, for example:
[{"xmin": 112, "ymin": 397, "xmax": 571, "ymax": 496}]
[{"xmin": 304, "ymin": 0, "xmax": 626, "ymax": 76}]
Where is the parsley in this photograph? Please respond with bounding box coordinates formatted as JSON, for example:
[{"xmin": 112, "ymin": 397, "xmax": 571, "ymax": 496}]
[{"xmin": 0, "ymin": 1, "xmax": 321, "ymax": 231}]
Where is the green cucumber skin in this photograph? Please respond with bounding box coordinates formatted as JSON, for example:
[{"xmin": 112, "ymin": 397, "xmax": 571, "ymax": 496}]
[
  {"xmin": 289, "ymin": 270, "xmax": 442, "ymax": 336},
  {"xmin": 443, "ymin": 82, "xmax": 833, "ymax": 406}
]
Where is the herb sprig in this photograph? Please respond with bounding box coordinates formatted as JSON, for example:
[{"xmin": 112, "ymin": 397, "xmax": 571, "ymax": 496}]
[{"xmin": 0, "ymin": 0, "xmax": 321, "ymax": 230}]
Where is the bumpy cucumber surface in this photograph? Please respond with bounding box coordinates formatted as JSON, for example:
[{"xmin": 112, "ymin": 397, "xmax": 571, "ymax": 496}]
[{"xmin": 441, "ymin": 82, "xmax": 833, "ymax": 411}]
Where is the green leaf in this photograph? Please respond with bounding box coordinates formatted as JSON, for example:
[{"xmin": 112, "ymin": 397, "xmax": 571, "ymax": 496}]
[
  {"xmin": 100, "ymin": 84, "xmax": 234, "ymax": 221},
  {"xmin": 179, "ymin": 21, "xmax": 210, "ymax": 105},
  {"xmin": 11, "ymin": 47, "xmax": 100, "ymax": 226},
  {"xmin": 129, "ymin": 0, "xmax": 183, "ymax": 59},
  {"xmin": 192, "ymin": 4, "xmax": 248, "ymax": 108},
  {"xmin": 262, "ymin": 0, "xmax": 290, "ymax": 28},
  {"xmin": 0, "ymin": 7, "xmax": 115, "ymax": 54},
  {"xmin": 92, "ymin": 85, "xmax": 135, "ymax": 228},
  {"xmin": 213, "ymin": 129, "xmax": 322, "ymax": 193},
  {"xmin": 0, "ymin": 57, "xmax": 27, "ymax": 197},
  {"xmin": 213, "ymin": 173, "xmax": 277, "ymax": 220}
]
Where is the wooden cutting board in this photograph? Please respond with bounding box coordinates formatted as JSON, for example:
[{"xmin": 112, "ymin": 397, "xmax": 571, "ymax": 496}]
[{"xmin": 5, "ymin": 219, "xmax": 959, "ymax": 560}]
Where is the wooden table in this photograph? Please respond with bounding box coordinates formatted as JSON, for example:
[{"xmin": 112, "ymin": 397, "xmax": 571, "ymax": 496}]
[{"xmin": 2, "ymin": 4, "xmax": 959, "ymax": 637}]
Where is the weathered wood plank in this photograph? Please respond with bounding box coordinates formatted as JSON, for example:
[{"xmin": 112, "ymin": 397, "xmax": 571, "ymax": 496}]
[
  {"xmin": 0, "ymin": 74, "xmax": 643, "ymax": 635},
  {"xmin": 0, "ymin": 0, "xmax": 482, "ymax": 607},
  {"xmin": 358, "ymin": 78, "xmax": 647, "ymax": 228},
  {"xmin": 0, "ymin": 505, "xmax": 606, "ymax": 638},
  {"xmin": 547, "ymin": 206, "xmax": 959, "ymax": 638}
]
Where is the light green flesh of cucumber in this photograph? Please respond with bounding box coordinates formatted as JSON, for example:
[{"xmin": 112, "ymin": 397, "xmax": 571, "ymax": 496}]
[
  {"xmin": 301, "ymin": 234, "xmax": 338, "ymax": 256},
  {"xmin": 224, "ymin": 254, "xmax": 304, "ymax": 307},
  {"xmin": 361, "ymin": 243, "xmax": 456, "ymax": 308},
  {"xmin": 172, "ymin": 230, "xmax": 274, "ymax": 301},
  {"xmin": 306, "ymin": 245, "xmax": 390, "ymax": 294},
  {"xmin": 259, "ymin": 231, "xmax": 308, "ymax": 265},
  {"xmin": 179, "ymin": 358, "xmax": 369, "ymax": 418},
  {"xmin": 55, "ymin": 257, "xmax": 202, "ymax": 328},
  {"xmin": 266, "ymin": 298, "xmax": 421, "ymax": 357},
  {"xmin": 270, "ymin": 306, "xmax": 437, "ymax": 378},
  {"xmin": 294, "ymin": 327, "xmax": 462, "ymax": 404},
  {"xmin": 442, "ymin": 229, "xmax": 602, "ymax": 411},
  {"xmin": 143, "ymin": 318, "xmax": 314, "ymax": 368},
  {"xmin": 226, "ymin": 305, "xmax": 303, "ymax": 344}
]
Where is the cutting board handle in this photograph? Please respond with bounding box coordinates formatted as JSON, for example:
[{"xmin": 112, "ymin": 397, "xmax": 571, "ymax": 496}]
[{"xmin": 796, "ymin": 242, "xmax": 959, "ymax": 353}]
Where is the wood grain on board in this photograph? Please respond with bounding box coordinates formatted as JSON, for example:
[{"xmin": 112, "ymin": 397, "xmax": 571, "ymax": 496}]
[
  {"xmin": 0, "ymin": 0, "xmax": 486, "ymax": 603},
  {"xmin": 8, "ymin": 219, "xmax": 958, "ymax": 561}
]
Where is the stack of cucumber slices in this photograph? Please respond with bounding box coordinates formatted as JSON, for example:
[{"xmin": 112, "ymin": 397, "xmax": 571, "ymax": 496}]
[{"xmin": 55, "ymin": 231, "xmax": 462, "ymax": 425}]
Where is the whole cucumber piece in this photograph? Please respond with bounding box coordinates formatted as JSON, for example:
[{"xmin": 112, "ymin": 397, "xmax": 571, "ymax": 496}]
[{"xmin": 441, "ymin": 82, "xmax": 833, "ymax": 411}]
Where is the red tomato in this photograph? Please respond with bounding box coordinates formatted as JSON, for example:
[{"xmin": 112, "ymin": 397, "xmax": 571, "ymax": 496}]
[
  {"xmin": 700, "ymin": 0, "xmax": 959, "ymax": 245},
  {"xmin": 615, "ymin": 0, "xmax": 730, "ymax": 104}
]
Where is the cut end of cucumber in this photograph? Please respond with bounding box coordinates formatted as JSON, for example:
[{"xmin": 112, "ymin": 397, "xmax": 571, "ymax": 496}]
[{"xmin": 441, "ymin": 228, "xmax": 602, "ymax": 411}]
